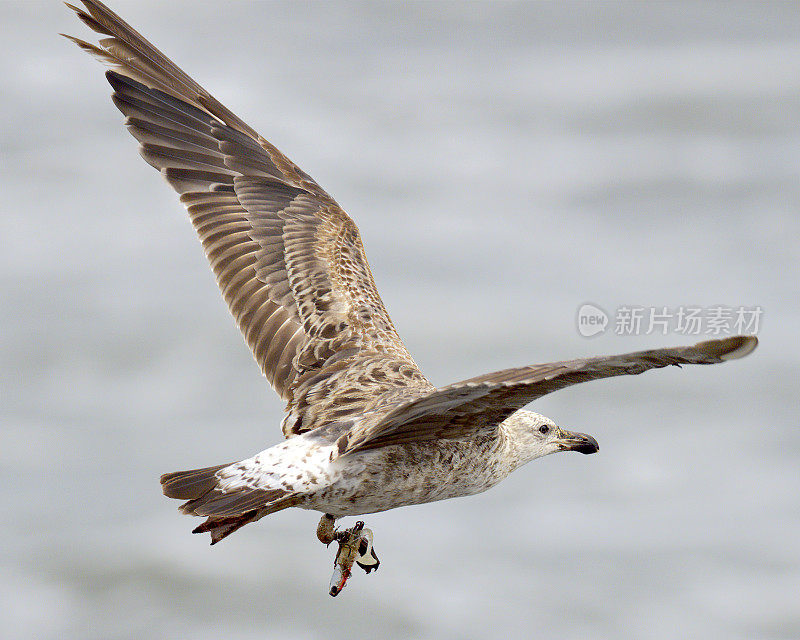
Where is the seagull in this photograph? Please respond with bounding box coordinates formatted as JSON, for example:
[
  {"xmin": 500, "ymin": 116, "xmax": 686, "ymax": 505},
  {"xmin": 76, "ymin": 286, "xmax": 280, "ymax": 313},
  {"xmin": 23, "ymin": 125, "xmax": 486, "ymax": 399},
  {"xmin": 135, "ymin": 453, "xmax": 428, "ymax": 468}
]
[{"xmin": 65, "ymin": 0, "xmax": 758, "ymax": 595}]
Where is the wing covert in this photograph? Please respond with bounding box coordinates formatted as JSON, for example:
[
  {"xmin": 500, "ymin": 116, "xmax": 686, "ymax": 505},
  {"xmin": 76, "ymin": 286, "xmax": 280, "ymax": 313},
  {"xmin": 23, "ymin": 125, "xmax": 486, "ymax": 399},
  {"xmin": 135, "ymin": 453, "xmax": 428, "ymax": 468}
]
[
  {"xmin": 339, "ymin": 336, "xmax": 758, "ymax": 454},
  {"xmin": 65, "ymin": 1, "xmax": 426, "ymax": 428}
]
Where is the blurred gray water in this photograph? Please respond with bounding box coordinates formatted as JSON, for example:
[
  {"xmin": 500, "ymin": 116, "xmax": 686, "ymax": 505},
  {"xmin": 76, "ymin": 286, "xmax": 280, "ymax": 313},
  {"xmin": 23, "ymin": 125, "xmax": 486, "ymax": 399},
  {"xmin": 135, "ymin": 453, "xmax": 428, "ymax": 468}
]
[{"xmin": 2, "ymin": 1, "xmax": 799, "ymax": 638}]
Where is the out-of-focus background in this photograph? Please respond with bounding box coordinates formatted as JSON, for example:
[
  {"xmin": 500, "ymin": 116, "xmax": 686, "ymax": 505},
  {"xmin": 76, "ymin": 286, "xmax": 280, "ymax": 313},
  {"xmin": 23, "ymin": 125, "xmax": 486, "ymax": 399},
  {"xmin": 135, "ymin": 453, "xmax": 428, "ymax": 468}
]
[{"xmin": 2, "ymin": 1, "xmax": 798, "ymax": 638}]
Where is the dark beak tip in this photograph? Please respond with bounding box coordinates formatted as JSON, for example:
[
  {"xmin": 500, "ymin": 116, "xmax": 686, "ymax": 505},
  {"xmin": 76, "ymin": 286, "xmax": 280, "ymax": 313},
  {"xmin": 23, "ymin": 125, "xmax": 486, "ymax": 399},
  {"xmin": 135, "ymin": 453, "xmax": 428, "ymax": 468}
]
[
  {"xmin": 572, "ymin": 433, "xmax": 599, "ymax": 455},
  {"xmin": 557, "ymin": 430, "xmax": 599, "ymax": 455}
]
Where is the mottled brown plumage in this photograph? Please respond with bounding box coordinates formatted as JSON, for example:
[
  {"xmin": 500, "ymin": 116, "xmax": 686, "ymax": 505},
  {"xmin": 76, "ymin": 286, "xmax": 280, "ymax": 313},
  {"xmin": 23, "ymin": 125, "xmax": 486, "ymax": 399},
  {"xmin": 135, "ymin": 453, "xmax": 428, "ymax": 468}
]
[
  {"xmin": 64, "ymin": 0, "xmax": 427, "ymax": 422},
  {"xmin": 65, "ymin": 2, "xmax": 758, "ymax": 578}
]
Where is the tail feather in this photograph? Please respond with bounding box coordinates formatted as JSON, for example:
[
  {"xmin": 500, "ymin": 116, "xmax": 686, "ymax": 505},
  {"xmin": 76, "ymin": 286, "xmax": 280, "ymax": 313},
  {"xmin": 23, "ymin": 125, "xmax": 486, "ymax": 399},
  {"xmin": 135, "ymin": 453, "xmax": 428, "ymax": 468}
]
[
  {"xmin": 160, "ymin": 463, "xmax": 302, "ymax": 544},
  {"xmin": 160, "ymin": 463, "xmax": 232, "ymax": 499},
  {"xmin": 193, "ymin": 512, "xmax": 260, "ymax": 545},
  {"xmin": 192, "ymin": 496, "xmax": 301, "ymax": 545},
  {"xmin": 181, "ymin": 487, "xmax": 291, "ymax": 517}
]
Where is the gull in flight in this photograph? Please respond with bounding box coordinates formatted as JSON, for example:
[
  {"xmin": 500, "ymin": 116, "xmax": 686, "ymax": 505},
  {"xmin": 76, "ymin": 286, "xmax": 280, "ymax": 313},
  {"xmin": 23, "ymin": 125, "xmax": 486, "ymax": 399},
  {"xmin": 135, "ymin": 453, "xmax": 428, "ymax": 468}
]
[{"xmin": 65, "ymin": 0, "xmax": 758, "ymax": 596}]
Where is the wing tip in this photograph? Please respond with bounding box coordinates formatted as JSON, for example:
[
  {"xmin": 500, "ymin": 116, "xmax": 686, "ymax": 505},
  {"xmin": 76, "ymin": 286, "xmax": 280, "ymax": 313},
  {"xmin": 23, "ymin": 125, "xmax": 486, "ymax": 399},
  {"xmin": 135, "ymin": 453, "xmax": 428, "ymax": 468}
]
[
  {"xmin": 718, "ymin": 335, "xmax": 758, "ymax": 361},
  {"xmin": 63, "ymin": 2, "xmax": 84, "ymax": 16},
  {"xmin": 695, "ymin": 335, "xmax": 759, "ymax": 362}
]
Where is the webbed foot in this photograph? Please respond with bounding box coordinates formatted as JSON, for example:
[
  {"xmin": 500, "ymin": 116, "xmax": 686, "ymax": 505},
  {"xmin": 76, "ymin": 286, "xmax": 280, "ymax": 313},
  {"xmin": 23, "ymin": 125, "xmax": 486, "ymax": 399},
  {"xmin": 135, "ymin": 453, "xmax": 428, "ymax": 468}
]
[{"xmin": 316, "ymin": 514, "xmax": 380, "ymax": 596}]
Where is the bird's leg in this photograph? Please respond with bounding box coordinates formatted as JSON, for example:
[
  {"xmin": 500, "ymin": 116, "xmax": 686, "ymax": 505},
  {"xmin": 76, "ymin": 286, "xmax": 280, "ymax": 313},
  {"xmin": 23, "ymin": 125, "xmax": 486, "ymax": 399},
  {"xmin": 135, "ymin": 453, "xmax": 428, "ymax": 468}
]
[
  {"xmin": 316, "ymin": 513, "xmax": 339, "ymax": 545},
  {"xmin": 316, "ymin": 514, "xmax": 380, "ymax": 597}
]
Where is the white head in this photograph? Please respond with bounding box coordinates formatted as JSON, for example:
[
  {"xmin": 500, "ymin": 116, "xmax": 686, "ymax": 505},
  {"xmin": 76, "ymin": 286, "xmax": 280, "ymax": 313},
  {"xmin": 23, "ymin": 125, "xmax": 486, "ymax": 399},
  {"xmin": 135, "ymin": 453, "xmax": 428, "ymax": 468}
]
[{"xmin": 501, "ymin": 410, "xmax": 599, "ymax": 469}]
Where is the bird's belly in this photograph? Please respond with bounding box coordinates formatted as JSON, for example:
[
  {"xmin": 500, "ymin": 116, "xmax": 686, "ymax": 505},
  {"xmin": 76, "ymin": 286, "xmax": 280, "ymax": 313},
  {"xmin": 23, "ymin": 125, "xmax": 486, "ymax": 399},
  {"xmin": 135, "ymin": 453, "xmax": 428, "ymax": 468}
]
[{"xmin": 306, "ymin": 439, "xmax": 509, "ymax": 517}]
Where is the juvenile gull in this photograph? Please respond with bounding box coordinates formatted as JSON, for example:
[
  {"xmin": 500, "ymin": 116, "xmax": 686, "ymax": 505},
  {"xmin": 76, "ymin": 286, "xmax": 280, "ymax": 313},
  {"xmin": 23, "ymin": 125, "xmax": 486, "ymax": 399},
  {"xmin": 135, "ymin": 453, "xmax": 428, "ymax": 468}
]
[{"xmin": 65, "ymin": 1, "xmax": 758, "ymax": 594}]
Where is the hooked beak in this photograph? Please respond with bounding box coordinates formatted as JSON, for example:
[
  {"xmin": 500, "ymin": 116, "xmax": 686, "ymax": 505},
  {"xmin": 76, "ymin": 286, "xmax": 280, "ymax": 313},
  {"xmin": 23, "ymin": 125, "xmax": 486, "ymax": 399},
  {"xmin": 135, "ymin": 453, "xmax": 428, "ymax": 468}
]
[{"xmin": 556, "ymin": 428, "xmax": 599, "ymax": 455}]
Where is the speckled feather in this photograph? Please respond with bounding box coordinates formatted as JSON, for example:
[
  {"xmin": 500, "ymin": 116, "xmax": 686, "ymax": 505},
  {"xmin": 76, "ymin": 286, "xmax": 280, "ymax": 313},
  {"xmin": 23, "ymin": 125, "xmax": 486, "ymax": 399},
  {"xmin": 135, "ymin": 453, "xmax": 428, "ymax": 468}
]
[
  {"xmin": 66, "ymin": 1, "xmax": 758, "ymax": 543},
  {"xmin": 63, "ymin": 1, "xmax": 427, "ymax": 419}
]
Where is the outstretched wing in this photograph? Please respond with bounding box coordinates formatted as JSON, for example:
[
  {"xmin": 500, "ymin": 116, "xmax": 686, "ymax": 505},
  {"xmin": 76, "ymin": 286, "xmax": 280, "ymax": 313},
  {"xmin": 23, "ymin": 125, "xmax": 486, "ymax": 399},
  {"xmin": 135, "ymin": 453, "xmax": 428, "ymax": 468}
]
[
  {"xmin": 65, "ymin": 1, "xmax": 429, "ymax": 433},
  {"xmin": 338, "ymin": 336, "xmax": 758, "ymax": 454}
]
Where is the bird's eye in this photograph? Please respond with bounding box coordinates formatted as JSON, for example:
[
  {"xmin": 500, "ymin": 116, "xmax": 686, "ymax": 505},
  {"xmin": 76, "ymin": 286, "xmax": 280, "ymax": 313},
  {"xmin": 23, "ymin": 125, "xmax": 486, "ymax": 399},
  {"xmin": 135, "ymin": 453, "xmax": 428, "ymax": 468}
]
[{"xmin": 538, "ymin": 425, "xmax": 550, "ymax": 435}]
